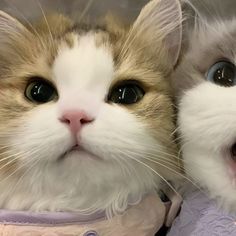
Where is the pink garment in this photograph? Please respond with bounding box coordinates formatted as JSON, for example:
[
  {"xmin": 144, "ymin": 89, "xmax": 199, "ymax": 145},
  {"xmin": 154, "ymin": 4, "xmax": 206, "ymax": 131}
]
[{"xmin": 0, "ymin": 195, "xmax": 166, "ymax": 236}]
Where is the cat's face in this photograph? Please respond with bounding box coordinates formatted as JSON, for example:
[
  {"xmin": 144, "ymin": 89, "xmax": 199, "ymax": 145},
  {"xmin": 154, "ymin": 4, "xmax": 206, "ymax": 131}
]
[
  {"xmin": 174, "ymin": 18, "xmax": 236, "ymax": 211},
  {"xmin": 0, "ymin": 0, "xmax": 182, "ymax": 214}
]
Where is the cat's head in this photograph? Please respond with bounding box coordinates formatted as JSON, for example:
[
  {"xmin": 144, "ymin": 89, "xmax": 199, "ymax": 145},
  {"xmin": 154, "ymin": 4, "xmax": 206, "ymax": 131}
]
[
  {"xmin": 0, "ymin": 0, "xmax": 182, "ymax": 215},
  {"xmin": 173, "ymin": 5, "xmax": 236, "ymax": 211}
]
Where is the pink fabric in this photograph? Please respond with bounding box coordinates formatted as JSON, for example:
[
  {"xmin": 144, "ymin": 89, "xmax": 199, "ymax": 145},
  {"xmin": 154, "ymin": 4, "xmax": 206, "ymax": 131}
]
[{"xmin": 0, "ymin": 195, "xmax": 165, "ymax": 236}]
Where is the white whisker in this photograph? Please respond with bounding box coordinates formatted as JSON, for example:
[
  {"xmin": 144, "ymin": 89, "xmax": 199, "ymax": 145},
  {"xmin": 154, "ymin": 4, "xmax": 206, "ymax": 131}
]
[
  {"xmin": 5, "ymin": 158, "xmax": 40, "ymax": 196},
  {"xmin": 120, "ymin": 150, "xmax": 182, "ymax": 198},
  {"xmin": 78, "ymin": 0, "xmax": 94, "ymax": 23},
  {"xmin": 36, "ymin": 0, "xmax": 54, "ymax": 46}
]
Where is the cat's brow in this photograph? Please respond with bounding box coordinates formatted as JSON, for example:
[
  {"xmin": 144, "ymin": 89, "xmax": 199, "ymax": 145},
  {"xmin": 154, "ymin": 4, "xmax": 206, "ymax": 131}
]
[{"xmin": 68, "ymin": 23, "xmax": 108, "ymax": 35}]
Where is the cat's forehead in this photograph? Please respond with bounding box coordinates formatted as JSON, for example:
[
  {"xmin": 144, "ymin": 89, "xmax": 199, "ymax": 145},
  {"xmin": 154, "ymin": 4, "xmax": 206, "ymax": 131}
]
[
  {"xmin": 172, "ymin": 19, "xmax": 236, "ymax": 95},
  {"xmin": 53, "ymin": 32, "xmax": 114, "ymax": 95},
  {"xmin": 187, "ymin": 19, "xmax": 236, "ymax": 73}
]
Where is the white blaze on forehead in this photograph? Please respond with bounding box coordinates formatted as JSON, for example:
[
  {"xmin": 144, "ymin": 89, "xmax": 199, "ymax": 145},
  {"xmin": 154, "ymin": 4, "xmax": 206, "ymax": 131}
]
[{"xmin": 52, "ymin": 34, "xmax": 114, "ymax": 115}]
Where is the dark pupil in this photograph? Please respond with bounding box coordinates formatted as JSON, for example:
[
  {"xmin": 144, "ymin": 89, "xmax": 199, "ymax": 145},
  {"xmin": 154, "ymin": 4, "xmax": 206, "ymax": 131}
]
[
  {"xmin": 31, "ymin": 82, "xmax": 54, "ymax": 103},
  {"xmin": 213, "ymin": 65, "xmax": 235, "ymax": 87},
  {"xmin": 113, "ymin": 85, "xmax": 141, "ymax": 104}
]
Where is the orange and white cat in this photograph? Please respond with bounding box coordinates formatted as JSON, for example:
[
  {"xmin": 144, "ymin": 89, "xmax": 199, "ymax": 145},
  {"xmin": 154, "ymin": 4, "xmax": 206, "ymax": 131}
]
[{"xmin": 0, "ymin": 0, "xmax": 182, "ymax": 217}]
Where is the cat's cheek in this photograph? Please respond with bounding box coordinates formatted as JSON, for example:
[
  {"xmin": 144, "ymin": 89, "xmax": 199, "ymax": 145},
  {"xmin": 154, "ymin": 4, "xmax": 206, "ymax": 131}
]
[
  {"xmin": 79, "ymin": 103, "xmax": 157, "ymax": 160},
  {"xmin": 179, "ymin": 82, "xmax": 236, "ymax": 147},
  {"xmin": 179, "ymin": 82, "xmax": 236, "ymax": 204},
  {"xmin": 9, "ymin": 104, "xmax": 74, "ymax": 164}
]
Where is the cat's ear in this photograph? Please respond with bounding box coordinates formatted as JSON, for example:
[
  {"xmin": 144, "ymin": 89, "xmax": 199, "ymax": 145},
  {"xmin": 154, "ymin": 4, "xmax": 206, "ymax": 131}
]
[
  {"xmin": 0, "ymin": 11, "xmax": 34, "ymax": 69},
  {"xmin": 129, "ymin": 0, "xmax": 183, "ymax": 67},
  {"xmin": 0, "ymin": 11, "xmax": 31, "ymax": 42},
  {"xmin": 181, "ymin": 0, "xmax": 202, "ymax": 39}
]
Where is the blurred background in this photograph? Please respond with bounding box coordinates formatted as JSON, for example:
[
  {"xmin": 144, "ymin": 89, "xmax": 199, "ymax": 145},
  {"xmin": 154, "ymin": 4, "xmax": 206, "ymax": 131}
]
[{"xmin": 0, "ymin": 0, "xmax": 235, "ymax": 24}]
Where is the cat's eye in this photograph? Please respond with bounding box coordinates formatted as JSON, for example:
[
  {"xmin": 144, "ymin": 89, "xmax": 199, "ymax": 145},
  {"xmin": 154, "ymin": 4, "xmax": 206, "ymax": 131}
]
[
  {"xmin": 25, "ymin": 78, "xmax": 57, "ymax": 104},
  {"xmin": 108, "ymin": 82, "xmax": 145, "ymax": 104},
  {"xmin": 207, "ymin": 61, "xmax": 236, "ymax": 87}
]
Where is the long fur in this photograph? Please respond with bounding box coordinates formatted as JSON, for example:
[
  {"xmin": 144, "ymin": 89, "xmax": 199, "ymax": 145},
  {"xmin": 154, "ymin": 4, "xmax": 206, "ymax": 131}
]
[
  {"xmin": 173, "ymin": 8, "xmax": 236, "ymax": 211},
  {"xmin": 0, "ymin": 0, "xmax": 183, "ymax": 217}
]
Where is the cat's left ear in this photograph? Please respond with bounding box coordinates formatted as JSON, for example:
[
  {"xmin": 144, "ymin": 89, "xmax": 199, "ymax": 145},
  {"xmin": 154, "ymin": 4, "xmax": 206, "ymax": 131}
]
[
  {"xmin": 0, "ymin": 11, "xmax": 32, "ymax": 43},
  {"xmin": 129, "ymin": 0, "xmax": 183, "ymax": 67},
  {"xmin": 0, "ymin": 11, "xmax": 35, "ymax": 66}
]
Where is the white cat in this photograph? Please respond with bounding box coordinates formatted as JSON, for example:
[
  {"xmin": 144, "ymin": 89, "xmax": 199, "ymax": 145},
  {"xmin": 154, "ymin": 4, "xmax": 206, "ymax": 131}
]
[{"xmin": 166, "ymin": 2, "xmax": 236, "ymax": 235}]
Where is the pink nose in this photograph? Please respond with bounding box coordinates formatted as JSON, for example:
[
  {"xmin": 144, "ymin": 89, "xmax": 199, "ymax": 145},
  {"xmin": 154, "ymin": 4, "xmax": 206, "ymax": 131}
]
[{"xmin": 60, "ymin": 110, "xmax": 93, "ymax": 135}]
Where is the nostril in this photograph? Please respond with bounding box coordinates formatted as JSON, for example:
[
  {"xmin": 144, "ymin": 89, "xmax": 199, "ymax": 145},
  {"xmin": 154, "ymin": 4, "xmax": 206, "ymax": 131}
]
[
  {"xmin": 60, "ymin": 117, "xmax": 70, "ymax": 124},
  {"xmin": 81, "ymin": 117, "xmax": 93, "ymax": 124},
  {"xmin": 65, "ymin": 118, "xmax": 71, "ymax": 124},
  {"xmin": 231, "ymin": 143, "xmax": 236, "ymax": 160},
  {"xmin": 81, "ymin": 119, "xmax": 87, "ymax": 124}
]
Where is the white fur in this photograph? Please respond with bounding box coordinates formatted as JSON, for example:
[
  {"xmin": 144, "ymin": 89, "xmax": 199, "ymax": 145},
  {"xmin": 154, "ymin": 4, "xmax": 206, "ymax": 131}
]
[
  {"xmin": 173, "ymin": 14, "xmax": 236, "ymax": 211},
  {"xmin": 179, "ymin": 82, "xmax": 236, "ymax": 211},
  {"xmin": 54, "ymin": 34, "xmax": 113, "ymax": 118}
]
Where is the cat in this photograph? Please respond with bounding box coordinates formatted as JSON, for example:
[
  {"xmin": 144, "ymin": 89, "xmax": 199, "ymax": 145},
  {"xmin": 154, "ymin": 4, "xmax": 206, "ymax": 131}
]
[
  {"xmin": 167, "ymin": 1, "xmax": 236, "ymax": 235},
  {"xmin": 0, "ymin": 0, "xmax": 183, "ymax": 219}
]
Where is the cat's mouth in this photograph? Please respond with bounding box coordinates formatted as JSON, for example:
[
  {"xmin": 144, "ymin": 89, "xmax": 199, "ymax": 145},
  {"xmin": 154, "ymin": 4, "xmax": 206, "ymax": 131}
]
[
  {"xmin": 59, "ymin": 144, "xmax": 99, "ymax": 161},
  {"xmin": 225, "ymin": 143, "xmax": 236, "ymax": 180},
  {"xmin": 71, "ymin": 144, "xmax": 80, "ymax": 151}
]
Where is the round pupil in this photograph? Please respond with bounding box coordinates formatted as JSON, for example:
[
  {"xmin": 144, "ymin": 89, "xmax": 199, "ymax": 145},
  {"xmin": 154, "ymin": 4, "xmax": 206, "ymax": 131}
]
[
  {"xmin": 30, "ymin": 82, "xmax": 55, "ymax": 103},
  {"xmin": 110, "ymin": 84, "xmax": 144, "ymax": 104},
  {"xmin": 213, "ymin": 64, "xmax": 235, "ymax": 87}
]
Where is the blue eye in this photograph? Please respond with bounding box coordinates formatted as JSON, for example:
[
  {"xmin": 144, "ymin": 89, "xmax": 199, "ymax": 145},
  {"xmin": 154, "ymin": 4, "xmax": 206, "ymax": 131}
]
[{"xmin": 207, "ymin": 61, "xmax": 236, "ymax": 87}]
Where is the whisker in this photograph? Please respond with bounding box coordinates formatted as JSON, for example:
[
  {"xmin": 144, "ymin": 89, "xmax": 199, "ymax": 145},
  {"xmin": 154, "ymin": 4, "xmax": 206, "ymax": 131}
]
[
  {"xmin": 140, "ymin": 156, "xmax": 202, "ymax": 191},
  {"xmin": 178, "ymin": 139, "xmax": 194, "ymax": 154},
  {"xmin": 0, "ymin": 158, "xmax": 40, "ymax": 197},
  {"xmin": 0, "ymin": 158, "xmax": 31, "ymax": 183},
  {"xmin": 0, "ymin": 152, "xmax": 24, "ymax": 162},
  {"xmin": 120, "ymin": 150, "xmax": 182, "ymax": 198},
  {"xmin": 112, "ymin": 146, "xmax": 204, "ymax": 193},
  {"xmin": 122, "ymin": 148, "xmax": 184, "ymax": 170},
  {"xmin": 145, "ymin": 156, "xmax": 184, "ymax": 172},
  {"xmin": 95, "ymin": 138, "xmax": 180, "ymax": 160},
  {"xmin": 172, "ymin": 133, "xmax": 185, "ymax": 143},
  {"xmin": 0, "ymin": 146, "xmax": 43, "ymax": 167},
  {"xmin": 123, "ymin": 145, "xmax": 182, "ymax": 161},
  {"xmin": 0, "ymin": 154, "xmax": 23, "ymax": 172},
  {"xmin": 123, "ymin": 148, "xmax": 184, "ymax": 173},
  {"xmin": 35, "ymin": 0, "xmax": 54, "ymax": 46},
  {"xmin": 171, "ymin": 126, "xmax": 181, "ymax": 137},
  {"xmin": 78, "ymin": 0, "xmax": 94, "ymax": 23}
]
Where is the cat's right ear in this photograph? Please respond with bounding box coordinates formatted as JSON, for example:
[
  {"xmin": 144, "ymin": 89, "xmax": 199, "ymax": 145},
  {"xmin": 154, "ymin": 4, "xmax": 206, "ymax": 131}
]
[
  {"xmin": 181, "ymin": 0, "xmax": 201, "ymax": 37},
  {"xmin": 0, "ymin": 11, "xmax": 31, "ymax": 42},
  {"xmin": 125, "ymin": 0, "xmax": 183, "ymax": 68}
]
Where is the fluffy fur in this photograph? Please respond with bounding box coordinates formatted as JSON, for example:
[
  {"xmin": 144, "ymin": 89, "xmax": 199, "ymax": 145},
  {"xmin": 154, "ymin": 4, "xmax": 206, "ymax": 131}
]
[
  {"xmin": 173, "ymin": 10, "xmax": 236, "ymax": 211},
  {"xmin": 0, "ymin": 0, "xmax": 183, "ymax": 216}
]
